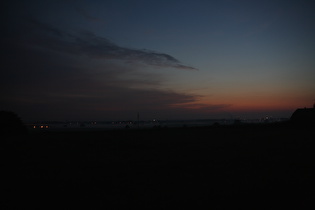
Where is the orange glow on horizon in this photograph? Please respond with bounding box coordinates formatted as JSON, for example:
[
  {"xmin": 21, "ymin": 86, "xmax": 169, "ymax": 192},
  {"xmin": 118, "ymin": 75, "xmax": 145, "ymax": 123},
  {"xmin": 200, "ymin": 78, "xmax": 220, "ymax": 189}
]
[{"xmin": 178, "ymin": 93, "xmax": 313, "ymax": 115}]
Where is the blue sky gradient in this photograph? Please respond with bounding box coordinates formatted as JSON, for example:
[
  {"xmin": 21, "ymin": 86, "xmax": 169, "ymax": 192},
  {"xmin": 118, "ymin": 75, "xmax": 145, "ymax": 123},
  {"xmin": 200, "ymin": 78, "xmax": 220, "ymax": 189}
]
[{"xmin": 1, "ymin": 0, "xmax": 315, "ymax": 121}]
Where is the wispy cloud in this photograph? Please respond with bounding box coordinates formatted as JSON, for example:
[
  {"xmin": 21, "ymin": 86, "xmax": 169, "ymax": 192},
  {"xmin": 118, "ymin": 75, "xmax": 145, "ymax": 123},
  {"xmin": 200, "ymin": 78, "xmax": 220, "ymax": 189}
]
[
  {"xmin": 171, "ymin": 102, "xmax": 232, "ymax": 111},
  {"xmin": 76, "ymin": 32, "xmax": 198, "ymax": 70},
  {"xmin": 24, "ymin": 19, "xmax": 197, "ymax": 71}
]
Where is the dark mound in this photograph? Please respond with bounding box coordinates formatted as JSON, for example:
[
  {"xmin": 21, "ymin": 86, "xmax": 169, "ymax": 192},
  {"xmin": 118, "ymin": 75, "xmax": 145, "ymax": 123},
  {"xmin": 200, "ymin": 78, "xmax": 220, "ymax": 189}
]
[
  {"xmin": 290, "ymin": 108, "xmax": 315, "ymax": 124},
  {"xmin": 0, "ymin": 111, "xmax": 27, "ymax": 135}
]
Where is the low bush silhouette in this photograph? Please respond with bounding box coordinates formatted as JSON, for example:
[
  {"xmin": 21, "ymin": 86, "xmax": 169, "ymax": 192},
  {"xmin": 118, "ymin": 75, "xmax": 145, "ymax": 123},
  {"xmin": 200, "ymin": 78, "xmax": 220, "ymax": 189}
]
[{"xmin": 0, "ymin": 111, "xmax": 27, "ymax": 135}]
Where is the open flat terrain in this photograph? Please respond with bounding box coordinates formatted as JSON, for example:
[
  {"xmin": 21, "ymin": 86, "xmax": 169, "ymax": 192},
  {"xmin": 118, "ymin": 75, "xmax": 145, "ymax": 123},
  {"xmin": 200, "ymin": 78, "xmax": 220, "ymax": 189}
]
[{"xmin": 3, "ymin": 123, "xmax": 315, "ymax": 209}]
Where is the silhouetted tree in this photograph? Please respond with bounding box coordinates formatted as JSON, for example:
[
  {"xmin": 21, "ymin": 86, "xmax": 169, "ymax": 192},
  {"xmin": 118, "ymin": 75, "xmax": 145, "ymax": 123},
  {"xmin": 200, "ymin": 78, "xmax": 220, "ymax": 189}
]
[
  {"xmin": 290, "ymin": 107, "xmax": 315, "ymax": 125},
  {"xmin": 0, "ymin": 111, "xmax": 27, "ymax": 135}
]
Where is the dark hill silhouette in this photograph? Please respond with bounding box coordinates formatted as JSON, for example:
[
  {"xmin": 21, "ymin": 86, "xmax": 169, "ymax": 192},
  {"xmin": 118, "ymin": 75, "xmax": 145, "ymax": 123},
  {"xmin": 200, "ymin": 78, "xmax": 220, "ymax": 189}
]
[
  {"xmin": 290, "ymin": 107, "xmax": 315, "ymax": 124},
  {"xmin": 0, "ymin": 111, "xmax": 27, "ymax": 135}
]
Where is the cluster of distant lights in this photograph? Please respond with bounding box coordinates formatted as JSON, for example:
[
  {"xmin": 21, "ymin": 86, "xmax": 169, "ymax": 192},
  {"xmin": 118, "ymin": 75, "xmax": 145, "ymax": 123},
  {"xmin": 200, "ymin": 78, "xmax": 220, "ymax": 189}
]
[
  {"xmin": 30, "ymin": 117, "xmax": 286, "ymax": 130},
  {"xmin": 33, "ymin": 125, "xmax": 49, "ymax": 129}
]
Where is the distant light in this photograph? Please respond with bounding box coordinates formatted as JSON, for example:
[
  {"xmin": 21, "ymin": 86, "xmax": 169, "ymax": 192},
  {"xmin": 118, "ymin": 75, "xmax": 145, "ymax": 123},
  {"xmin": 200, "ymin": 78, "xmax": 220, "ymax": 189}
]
[
  {"xmin": 40, "ymin": 125, "xmax": 44, "ymax": 128},
  {"xmin": 33, "ymin": 126, "xmax": 36, "ymax": 129}
]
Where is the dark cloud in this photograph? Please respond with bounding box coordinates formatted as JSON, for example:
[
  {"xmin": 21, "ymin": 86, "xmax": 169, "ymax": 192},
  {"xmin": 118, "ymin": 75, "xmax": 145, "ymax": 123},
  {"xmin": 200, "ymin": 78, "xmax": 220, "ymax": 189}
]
[
  {"xmin": 1, "ymin": 34, "xmax": 200, "ymax": 120},
  {"xmin": 0, "ymin": 18, "xmax": 213, "ymax": 121},
  {"xmin": 15, "ymin": 19, "xmax": 197, "ymax": 70},
  {"xmin": 1, "ymin": 83, "xmax": 200, "ymax": 121}
]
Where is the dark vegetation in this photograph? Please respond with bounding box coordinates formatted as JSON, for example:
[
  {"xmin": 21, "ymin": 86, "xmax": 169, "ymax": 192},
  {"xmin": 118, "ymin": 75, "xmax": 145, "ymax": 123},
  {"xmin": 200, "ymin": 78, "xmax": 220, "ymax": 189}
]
[
  {"xmin": 2, "ymin": 115, "xmax": 315, "ymax": 209},
  {"xmin": 0, "ymin": 111, "xmax": 27, "ymax": 135},
  {"xmin": 291, "ymin": 107, "xmax": 315, "ymax": 124}
]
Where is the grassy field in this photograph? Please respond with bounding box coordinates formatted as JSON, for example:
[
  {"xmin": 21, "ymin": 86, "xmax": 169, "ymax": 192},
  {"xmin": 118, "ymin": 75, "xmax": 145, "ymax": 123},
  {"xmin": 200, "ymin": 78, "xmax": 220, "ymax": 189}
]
[{"xmin": 3, "ymin": 123, "xmax": 315, "ymax": 209}]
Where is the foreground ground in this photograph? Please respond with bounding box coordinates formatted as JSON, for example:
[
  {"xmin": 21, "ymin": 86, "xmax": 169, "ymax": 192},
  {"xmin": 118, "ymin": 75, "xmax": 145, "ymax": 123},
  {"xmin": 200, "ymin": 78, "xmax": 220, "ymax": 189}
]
[{"xmin": 3, "ymin": 123, "xmax": 315, "ymax": 209}]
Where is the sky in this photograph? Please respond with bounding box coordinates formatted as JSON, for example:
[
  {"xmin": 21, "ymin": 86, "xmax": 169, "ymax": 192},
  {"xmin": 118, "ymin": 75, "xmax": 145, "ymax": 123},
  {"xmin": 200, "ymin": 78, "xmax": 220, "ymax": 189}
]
[{"xmin": 1, "ymin": 0, "xmax": 315, "ymax": 121}]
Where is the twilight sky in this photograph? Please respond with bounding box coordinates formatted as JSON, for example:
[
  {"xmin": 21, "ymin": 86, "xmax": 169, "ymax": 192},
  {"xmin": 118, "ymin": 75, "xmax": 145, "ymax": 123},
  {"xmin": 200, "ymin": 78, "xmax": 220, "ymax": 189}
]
[{"xmin": 1, "ymin": 0, "xmax": 315, "ymax": 121}]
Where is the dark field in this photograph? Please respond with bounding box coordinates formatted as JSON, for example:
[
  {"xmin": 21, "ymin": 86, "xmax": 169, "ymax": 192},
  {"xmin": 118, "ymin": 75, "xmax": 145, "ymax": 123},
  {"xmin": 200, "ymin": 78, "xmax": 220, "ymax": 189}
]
[{"xmin": 3, "ymin": 123, "xmax": 315, "ymax": 209}]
